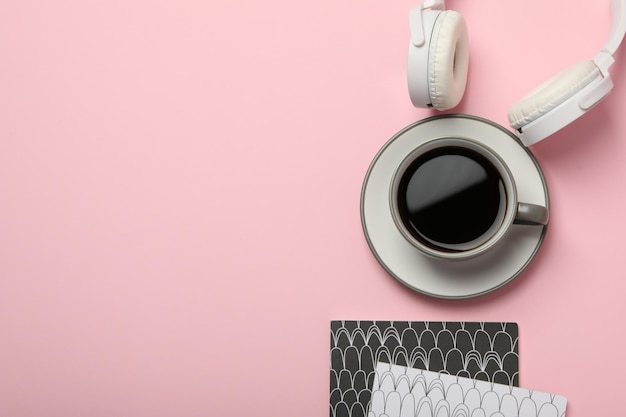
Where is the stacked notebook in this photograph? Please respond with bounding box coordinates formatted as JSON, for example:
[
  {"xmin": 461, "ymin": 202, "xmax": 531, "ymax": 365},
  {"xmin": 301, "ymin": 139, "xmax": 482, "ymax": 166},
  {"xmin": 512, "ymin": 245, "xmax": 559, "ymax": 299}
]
[{"xmin": 329, "ymin": 321, "xmax": 566, "ymax": 417}]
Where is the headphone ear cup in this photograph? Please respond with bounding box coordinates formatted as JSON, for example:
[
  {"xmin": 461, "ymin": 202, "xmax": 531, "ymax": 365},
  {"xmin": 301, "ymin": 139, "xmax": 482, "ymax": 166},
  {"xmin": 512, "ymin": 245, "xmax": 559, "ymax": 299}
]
[
  {"xmin": 428, "ymin": 11, "xmax": 469, "ymax": 110},
  {"xmin": 508, "ymin": 60, "xmax": 600, "ymax": 131}
]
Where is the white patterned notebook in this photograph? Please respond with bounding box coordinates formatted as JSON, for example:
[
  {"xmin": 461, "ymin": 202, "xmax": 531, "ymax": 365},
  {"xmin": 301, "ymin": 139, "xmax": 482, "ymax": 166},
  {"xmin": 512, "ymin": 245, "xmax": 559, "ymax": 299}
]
[{"xmin": 368, "ymin": 362, "xmax": 567, "ymax": 417}]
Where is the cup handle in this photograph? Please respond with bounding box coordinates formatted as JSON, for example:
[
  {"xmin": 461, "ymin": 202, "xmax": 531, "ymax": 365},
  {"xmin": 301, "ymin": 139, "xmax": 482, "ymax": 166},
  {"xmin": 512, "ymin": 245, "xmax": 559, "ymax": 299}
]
[{"xmin": 514, "ymin": 202, "xmax": 549, "ymax": 225}]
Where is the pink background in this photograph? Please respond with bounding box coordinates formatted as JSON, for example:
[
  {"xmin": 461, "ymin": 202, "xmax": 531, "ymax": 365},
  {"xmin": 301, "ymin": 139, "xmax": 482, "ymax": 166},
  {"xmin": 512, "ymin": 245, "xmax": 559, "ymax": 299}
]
[{"xmin": 1, "ymin": 0, "xmax": 624, "ymax": 415}]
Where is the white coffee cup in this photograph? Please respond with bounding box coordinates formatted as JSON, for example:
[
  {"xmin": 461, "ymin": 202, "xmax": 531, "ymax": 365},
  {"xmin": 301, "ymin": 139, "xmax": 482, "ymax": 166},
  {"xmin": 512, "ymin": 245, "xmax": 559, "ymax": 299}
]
[{"xmin": 389, "ymin": 137, "xmax": 549, "ymax": 261}]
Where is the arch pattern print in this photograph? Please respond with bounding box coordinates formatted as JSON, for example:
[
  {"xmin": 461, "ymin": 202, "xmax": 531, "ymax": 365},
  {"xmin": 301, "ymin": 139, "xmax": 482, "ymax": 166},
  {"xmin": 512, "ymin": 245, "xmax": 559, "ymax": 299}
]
[
  {"xmin": 329, "ymin": 321, "xmax": 519, "ymax": 417},
  {"xmin": 367, "ymin": 362, "xmax": 566, "ymax": 417}
]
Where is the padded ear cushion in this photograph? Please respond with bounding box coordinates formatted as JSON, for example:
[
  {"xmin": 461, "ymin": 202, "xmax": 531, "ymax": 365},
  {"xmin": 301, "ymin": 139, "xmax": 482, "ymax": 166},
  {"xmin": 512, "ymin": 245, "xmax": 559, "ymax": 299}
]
[
  {"xmin": 428, "ymin": 11, "xmax": 469, "ymax": 110},
  {"xmin": 508, "ymin": 60, "xmax": 600, "ymax": 130}
]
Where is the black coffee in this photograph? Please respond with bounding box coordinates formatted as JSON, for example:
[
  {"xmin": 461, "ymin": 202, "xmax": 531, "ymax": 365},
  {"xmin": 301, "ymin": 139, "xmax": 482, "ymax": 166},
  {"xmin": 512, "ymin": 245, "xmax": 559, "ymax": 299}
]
[{"xmin": 397, "ymin": 146, "xmax": 506, "ymax": 252}]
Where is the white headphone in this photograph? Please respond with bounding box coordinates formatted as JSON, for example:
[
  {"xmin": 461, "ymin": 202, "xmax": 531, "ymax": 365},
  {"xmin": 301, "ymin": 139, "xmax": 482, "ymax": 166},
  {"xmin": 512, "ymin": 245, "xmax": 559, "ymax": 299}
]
[{"xmin": 408, "ymin": 0, "xmax": 626, "ymax": 146}]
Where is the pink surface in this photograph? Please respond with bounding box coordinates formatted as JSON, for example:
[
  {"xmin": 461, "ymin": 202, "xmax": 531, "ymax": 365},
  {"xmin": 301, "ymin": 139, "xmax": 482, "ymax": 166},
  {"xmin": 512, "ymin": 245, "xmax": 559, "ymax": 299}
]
[{"xmin": 0, "ymin": 0, "xmax": 624, "ymax": 415}]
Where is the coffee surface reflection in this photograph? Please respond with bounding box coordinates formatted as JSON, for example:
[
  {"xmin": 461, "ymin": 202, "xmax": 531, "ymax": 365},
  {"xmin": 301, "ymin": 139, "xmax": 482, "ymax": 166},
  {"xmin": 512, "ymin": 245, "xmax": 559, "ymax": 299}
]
[{"xmin": 396, "ymin": 146, "xmax": 506, "ymax": 252}]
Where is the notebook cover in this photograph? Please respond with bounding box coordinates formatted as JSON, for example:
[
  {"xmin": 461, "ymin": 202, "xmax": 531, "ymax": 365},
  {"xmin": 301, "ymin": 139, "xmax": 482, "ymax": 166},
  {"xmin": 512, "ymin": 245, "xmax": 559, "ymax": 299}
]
[
  {"xmin": 368, "ymin": 361, "xmax": 565, "ymax": 417},
  {"xmin": 329, "ymin": 321, "xmax": 519, "ymax": 417}
]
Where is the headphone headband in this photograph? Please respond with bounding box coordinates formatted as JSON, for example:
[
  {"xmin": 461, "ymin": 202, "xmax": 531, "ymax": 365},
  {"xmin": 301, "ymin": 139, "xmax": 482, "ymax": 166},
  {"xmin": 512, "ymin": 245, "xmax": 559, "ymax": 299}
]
[
  {"xmin": 409, "ymin": 0, "xmax": 445, "ymax": 47},
  {"xmin": 603, "ymin": 0, "xmax": 626, "ymax": 55}
]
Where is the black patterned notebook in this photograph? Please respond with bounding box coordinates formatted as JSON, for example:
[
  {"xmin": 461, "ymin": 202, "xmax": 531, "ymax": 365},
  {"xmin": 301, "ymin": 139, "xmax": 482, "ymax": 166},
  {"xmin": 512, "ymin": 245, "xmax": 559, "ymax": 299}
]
[{"xmin": 329, "ymin": 321, "xmax": 519, "ymax": 417}]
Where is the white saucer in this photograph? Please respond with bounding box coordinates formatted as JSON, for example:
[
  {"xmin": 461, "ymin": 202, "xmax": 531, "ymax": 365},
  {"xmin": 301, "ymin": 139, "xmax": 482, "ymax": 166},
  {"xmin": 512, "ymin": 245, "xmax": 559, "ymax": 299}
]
[{"xmin": 360, "ymin": 115, "xmax": 549, "ymax": 300}]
